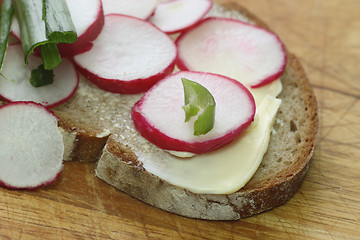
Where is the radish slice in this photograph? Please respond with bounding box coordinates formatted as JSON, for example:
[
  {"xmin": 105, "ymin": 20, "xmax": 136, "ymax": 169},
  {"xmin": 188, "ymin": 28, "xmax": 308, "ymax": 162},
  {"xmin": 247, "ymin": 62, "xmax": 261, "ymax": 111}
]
[
  {"xmin": 0, "ymin": 44, "xmax": 79, "ymax": 108},
  {"xmin": 176, "ymin": 17, "xmax": 287, "ymax": 88},
  {"xmin": 11, "ymin": 0, "xmax": 104, "ymax": 57},
  {"xmin": 149, "ymin": 0, "xmax": 212, "ymax": 34},
  {"xmin": 73, "ymin": 14, "xmax": 177, "ymax": 94},
  {"xmin": 58, "ymin": 0, "xmax": 104, "ymax": 56},
  {"xmin": 102, "ymin": 0, "xmax": 158, "ymax": 19},
  {"xmin": 0, "ymin": 102, "xmax": 64, "ymax": 189},
  {"xmin": 131, "ymin": 71, "xmax": 256, "ymax": 154}
]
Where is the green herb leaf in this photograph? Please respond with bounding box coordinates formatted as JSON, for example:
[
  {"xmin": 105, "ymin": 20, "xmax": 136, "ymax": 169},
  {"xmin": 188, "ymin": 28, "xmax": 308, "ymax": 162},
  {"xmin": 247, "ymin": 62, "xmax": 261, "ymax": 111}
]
[
  {"xmin": 0, "ymin": 0, "xmax": 14, "ymax": 71},
  {"xmin": 43, "ymin": 0, "xmax": 77, "ymax": 43},
  {"xmin": 181, "ymin": 78, "xmax": 216, "ymax": 136},
  {"xmin": 30, "ymin": 64, "xmax": 54, "ymax": 87}
]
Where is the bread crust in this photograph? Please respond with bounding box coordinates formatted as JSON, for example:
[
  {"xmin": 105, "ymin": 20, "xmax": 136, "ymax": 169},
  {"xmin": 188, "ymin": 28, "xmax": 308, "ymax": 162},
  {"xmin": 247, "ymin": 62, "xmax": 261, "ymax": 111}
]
[
  {"xmin": 0, "ymin": 0, "xmax": 318, "ymax": 220},
  {"xmin": 93, "ymin": 1, "xmax": 318, "ymax": 220},
  {"xmin": 95, "ymin": 51, "xmax": 318, "ymax": 220}
]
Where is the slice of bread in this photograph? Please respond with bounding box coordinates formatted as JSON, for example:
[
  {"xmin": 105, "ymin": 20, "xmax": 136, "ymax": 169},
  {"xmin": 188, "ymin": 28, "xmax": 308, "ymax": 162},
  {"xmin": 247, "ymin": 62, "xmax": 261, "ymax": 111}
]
[
  {"xmin": 92, "ymin": 55, "xmax": 318, "ymax": 220},
  {"xmin": 2, "ymin": 1, "xmax": 318, "ymax": 220}
]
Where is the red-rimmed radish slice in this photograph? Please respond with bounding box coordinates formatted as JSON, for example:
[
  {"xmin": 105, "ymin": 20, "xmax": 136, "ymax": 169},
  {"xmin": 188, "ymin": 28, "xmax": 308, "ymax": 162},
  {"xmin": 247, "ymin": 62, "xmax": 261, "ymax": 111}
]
[
  {"xmin": 0, "ymin": 44, "xmax": 79, "ymax": 108},
  {"xmin": 0, "ymin": 102, "xmax": 64, "ymax": 189},
  {"xmin": 58, "ymin": 0, "xmax": 104, "ymax": 56},
  {"xmin": 73, "ymin": 14, "xmax": 177, "ymax": 94},
  {"xmin": 11, "ymin": 0, "xmax": 104, "ymax": 57},
  {"xmin": 131, "ymin": 71, "xmax": 256, "ymax": 154},
  {"xmin": 176, "ymin": 17, "xmax": 287, "ymax": 88},
  {"xmin": 149, "ymin": 0, "xmax": 212, "ymax": 34},
  {"xmin": 102, "ymin": 0, "xmax": 158, "ymax": 19}
]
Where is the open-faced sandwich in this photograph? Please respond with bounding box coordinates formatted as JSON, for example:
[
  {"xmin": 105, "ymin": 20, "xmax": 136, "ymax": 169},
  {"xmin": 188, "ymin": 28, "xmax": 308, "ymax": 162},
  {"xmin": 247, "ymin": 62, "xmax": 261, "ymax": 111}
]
[{"xmin": 0, "ymin": 0, "xmax": 318, "ymax": 220}]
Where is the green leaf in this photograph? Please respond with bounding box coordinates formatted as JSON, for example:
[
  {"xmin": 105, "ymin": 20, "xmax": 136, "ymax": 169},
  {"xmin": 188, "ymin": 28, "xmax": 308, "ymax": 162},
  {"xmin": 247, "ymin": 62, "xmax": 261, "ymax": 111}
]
[
  {"xmin": 43, "ymin": 0, "xmax": 77, "ymax": 43},
  {"xmin": 0, "ymin": 0, "xmax": 14, "ymax": 70},
  {"xmin": 181, "ymin": 78, "xmax": 216, "ymax": 136},
  {"xmin": 30, "ymin": 64, "xmax": 54, "ymax": 87}
]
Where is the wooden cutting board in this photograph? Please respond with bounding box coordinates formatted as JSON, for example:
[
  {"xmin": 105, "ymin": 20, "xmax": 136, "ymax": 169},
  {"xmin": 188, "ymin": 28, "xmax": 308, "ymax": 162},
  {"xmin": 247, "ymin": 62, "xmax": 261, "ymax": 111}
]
[{"xmin": 1, "ymin": 0, "xmax": 359, "ymax": 239}]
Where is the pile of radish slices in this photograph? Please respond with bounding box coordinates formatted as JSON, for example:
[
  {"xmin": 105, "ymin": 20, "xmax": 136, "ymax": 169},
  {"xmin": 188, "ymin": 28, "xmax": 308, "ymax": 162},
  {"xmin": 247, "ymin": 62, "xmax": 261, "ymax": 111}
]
[{"xmin": 0, "ymin": 0, "xmax": 286, "ymax": 189}]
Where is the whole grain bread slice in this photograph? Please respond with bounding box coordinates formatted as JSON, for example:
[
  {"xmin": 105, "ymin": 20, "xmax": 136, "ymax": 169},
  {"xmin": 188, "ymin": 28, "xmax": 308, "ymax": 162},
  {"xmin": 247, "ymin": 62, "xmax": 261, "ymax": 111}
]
[{"xmin": 10, "ymin": 1, "xmax": 317, "ymax": 220}]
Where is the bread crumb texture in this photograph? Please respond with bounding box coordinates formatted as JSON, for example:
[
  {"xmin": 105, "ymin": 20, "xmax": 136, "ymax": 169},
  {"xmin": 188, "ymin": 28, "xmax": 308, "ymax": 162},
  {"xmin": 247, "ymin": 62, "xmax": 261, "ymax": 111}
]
[{"xmin": 0, "ymin": 1, "xmax": 317, "ymax": 220}]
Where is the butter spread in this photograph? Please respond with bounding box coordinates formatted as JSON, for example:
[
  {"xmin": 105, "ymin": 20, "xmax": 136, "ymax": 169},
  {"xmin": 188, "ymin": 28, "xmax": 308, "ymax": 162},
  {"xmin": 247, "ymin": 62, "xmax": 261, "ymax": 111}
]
[{"xmin": 140, "ymin": 79, "xmax": 282, "ymax": 194}]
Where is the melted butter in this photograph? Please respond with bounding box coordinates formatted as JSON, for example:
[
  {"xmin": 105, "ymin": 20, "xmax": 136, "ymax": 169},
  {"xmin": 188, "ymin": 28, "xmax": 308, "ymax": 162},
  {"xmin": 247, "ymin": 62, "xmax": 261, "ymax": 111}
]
[
  {"xmin": 167, "ymin": 150, "xmax": 196, "ymax": 158},
  {"xmin": 140, "ymin": 79, "xmax": 282, "ymax": 194},
  {"xmin": 249, "ymin": 79, "xmax": 282, "ymax": 106}
]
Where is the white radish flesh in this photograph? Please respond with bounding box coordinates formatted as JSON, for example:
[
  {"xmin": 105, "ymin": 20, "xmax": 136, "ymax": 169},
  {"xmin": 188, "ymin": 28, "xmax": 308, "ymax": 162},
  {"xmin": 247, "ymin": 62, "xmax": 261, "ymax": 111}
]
[
  {"xmin": 59, "ymin": 0, "xmax": 104, "ymax": 56},
  {"xmin": 11, "ymin": 0, "xmax": 104, "ymax": 57},
  {"xmin": 0, "ymin": 44, "xmax": 79, "ymax": 108},
  {"xmin": 102, "ymin": 0, "xmax": 158, "ymax": 19},
  {"xmin": 0, "ymin": 102, "xmax": 64, "ymax": 189},
  {"xmin": 131, "ymin": 71, "xmax": 256, "ymax": 154},
  {"xmin": 149, "ymin": 0, "xmax": 212, "ymax": 34},
  {"xmin": 176, "ymin": 17, "xmax": 287, "ymax": 88},
  {"xmin": 73, "ymin": 14, "xmax": 177, "ymax": 94}
]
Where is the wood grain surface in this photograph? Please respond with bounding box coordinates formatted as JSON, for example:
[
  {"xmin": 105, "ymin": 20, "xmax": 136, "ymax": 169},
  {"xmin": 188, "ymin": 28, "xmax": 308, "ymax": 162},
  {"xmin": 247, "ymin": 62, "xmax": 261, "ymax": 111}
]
[{"xmin": 1, "ymin": 0, "xmax": 359, "ymax": 239}]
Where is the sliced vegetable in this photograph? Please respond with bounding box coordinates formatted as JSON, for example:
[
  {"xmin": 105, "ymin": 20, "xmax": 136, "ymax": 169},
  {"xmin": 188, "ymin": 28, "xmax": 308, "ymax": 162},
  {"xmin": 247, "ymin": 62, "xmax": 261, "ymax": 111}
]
[
  {"xmin": 131, "ymin": 71, "xmax": 256, "ymax": 154},
  {"xmin": 0, "ymin": 0, "xmax": 14, "ymax": 70},
  {"xmin": 0, "ymin": 44, "xmax": 79, "ymax": 108},
  {"xmin": 12, "ymin": 0, "xmax": 62, "ymax": 69},
  {"xmin": 43, "ymin": 0, "xmax": 77, "ymax": 43},
  {"xmin": 30, "ymin": 64, "xmax": 54, "ymax": 87},
  {"xmin": 39, "ymin": 42, "xmax": 61, "ymax": 70},
  {"xmin": 11, "ymin": 0, "xmax": 96, "ymax": 58},
  {"xmin": 53, "ymin": 0, "xmax": 104, "ymax": 57},
  {"xmin": 0, "ymin": 101, "xmax": 64, "ymax": 189},
  {"xmin": 73, "ymin": 14, "xmax": 177, "ymax": 94},
  {"xmin": 176, "ymin": 17, "xmax": 287, "ymax": 88},
  {"xmin": 149, "ymin": 0, "xmax": 212, "ymax": 34},
  {"xmin": 181, "ymin": 78, "xmax": 215, "ymax": 136},
  {"xmin": 102, "ymin": 0, "xmax": 158, "ymax": 19}
]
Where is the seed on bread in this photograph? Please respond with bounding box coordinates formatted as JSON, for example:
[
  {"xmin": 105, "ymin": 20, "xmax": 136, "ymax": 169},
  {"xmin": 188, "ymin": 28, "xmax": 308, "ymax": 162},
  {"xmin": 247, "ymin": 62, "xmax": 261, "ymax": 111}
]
[{"xmin": 53, "ymin": 1, "xmax": 317, "ymax": 220}]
